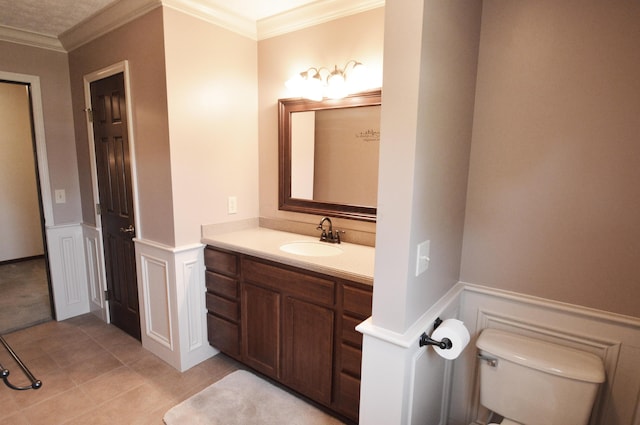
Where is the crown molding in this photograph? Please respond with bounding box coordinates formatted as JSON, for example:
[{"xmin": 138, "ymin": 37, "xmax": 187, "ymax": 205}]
[
  {"xmin": 59, "ymin": 0, "xmax": 256, "ymax": 51},
  {"xmin": 4, "ymin": 0, "xmax": 385, "ymax": 53},
  {"xmin": 257, "ymin": 0, "xmax": 384, "ymax": 40},
  {"xmin": 0, "ymin": 25, "xmax": 65, "ymax": 52},
  {"xmin": 59, "ymin": 0, "xmax": 162, "ymax": 52},
  {"xmin": 162, "ymin": 0, "xmax": 256, "ymax": 39}
]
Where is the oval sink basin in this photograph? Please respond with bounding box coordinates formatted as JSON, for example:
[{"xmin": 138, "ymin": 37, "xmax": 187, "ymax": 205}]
[{"xmin": 280, "ymin": 241, "xmax": 343, "ymax": 257}]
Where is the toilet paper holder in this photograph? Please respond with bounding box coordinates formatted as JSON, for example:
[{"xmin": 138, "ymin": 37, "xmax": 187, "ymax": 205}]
[{"xmin": 419, "ymin": 317, "xmax": 453, "ymax": 349}]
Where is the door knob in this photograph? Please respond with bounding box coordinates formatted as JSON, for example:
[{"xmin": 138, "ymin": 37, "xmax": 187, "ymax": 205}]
[{"xmin": 119, "ymin": 224, "xmax": 135, "ymax": 234}]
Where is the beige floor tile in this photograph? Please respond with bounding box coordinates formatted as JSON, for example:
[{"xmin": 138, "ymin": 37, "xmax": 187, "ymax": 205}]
[
  {"xmin": 22, "ymin": 387, "xmax": 93, "ymax": 425},
  {"xmin": 62, "ymin": 348, "xmax": 124, "ymax": 385},
  {"xmin": 0, "ymin": 389, "xmax": 21, "ymax": 419},
  {"xmin": 103, "ymin": 337, "xmax": 149, "ymax": 365},
  {"xmin": 8, "ymin": 367, "xmax": 77, "ymax": 409},
  {"xmin": 103, "ymin": 382, "xmax": 175, "ymax": 417},
  {"xmin": 12, "ymin": 352, "xmax": 59, "ymax": 378},
  {"xmin": 79, "ymin": 365, "xmax": 146, "ymax": 405},
  {"xmin": 48, "ymin": 337, "xmax": 106, "ymax": 369},
  {"xmin": 2, "ymin": 315, "xmax": 240, "ymax": 425},
  {"xmin": 0, "ymin": 412, "xmax": 30, "ymax": 425}
]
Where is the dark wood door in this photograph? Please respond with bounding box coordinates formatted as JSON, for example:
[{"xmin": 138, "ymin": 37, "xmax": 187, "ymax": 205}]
[{"xmin": 90, "ymin": 73, "xmax": 140, "ymax": 340}]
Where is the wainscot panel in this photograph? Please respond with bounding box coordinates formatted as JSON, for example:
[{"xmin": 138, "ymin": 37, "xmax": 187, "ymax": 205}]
[
  {"xmin": 358, "ymin": 283, "xmax": 465, "ymax": 425},
  {"xmin": 82, "ymin": 224, "xmax": 107, "ymax": 321},
  {"xmin": 135, "ymin": 239, "xmax": 216, "ymax": 372},
  {"xmin": 46, "ymin": 224, "xmax": 89, "ymax": 320},
  {"xmin": 449, "ymin": 283, "xmax": 640, "ymax": 425}
]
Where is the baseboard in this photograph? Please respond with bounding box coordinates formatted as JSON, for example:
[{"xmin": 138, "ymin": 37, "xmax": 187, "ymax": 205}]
[{"xmin": 0, "ymin": 255, "xmax": 45, "ymax": 266}]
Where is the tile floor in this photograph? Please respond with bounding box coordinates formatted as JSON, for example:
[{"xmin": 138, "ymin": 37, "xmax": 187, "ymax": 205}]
[{"xmin": 0, "ymin": 314, "xmax": 239, "ymax": 424}]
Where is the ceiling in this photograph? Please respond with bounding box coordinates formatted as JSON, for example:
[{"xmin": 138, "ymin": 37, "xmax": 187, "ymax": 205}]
[{"xmin": 0, "ymin": 0, "xmax": 321, "ymax": 38}]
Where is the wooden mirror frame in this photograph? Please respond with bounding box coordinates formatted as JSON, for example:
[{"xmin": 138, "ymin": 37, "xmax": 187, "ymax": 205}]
[{"xmin": 278, "ymin": 89, "xmax": 381, "ymax": 222}]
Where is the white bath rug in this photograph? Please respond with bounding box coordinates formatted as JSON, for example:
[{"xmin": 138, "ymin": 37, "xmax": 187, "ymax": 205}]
[{"xmin": 163, "ymin": 370, "xmax": 345, "ymax": 425}]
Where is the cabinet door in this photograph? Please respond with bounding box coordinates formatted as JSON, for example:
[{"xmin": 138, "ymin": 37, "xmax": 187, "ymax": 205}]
[
  {"xmin": 282, "ymin": 296, "xmax": 334, "ymax": 405},
  {"xmin": 241, "ymin": 283, "xmax": 280, "ymax": 377}
]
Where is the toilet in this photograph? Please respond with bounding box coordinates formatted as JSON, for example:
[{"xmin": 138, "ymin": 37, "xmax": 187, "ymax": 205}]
[{"xmin": 475, "ymin": 328, "xmax": 605, "ymax": 425}]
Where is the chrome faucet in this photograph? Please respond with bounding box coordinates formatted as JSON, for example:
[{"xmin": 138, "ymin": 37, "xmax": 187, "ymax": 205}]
[{"xmin": 316, "ymin": 217, "xmax": 343, "ymax": 244}]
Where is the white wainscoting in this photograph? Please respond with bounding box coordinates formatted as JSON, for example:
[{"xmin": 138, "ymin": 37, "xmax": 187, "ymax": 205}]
[
  {"xmin": 135, "ymin": 239, "xmax": 217, "ymax": 372},
  {"xmin": 81, "ymin": 224, "xmax": 108, "ymax": 322},
  {"xmin": 46, "ymin": 224, "xmax": 90, "ymax": 321},
  {"xmin": 358, "ymin": 283, "xmax": 465, "ymax": 425},
  {"xmin": 449, "ymin": 283, "xmax": 640, "ymax": 425},
  {"xmin": 358, "ymin": 282, "xmax": 640, "ymax": 425}
]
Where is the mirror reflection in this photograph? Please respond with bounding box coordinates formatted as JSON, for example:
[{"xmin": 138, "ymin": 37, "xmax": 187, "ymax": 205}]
[
  {"xmin": 290, "ymin": 105, "xmax": 381, "ymax": 205},
  {"xmin": 279, "ymin": 89, "xmax": 381, "ymax": 221}
]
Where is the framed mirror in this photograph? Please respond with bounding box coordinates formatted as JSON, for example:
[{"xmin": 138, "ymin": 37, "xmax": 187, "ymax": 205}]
[{"xmin": 278, "ymin": 89, "xmax": 381, "ymax": 222}]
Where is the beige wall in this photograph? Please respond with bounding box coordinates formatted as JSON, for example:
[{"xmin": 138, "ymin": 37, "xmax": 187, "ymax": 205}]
[
  {"xmin": 68, "ymin": 7, "xmax": 175, "ymax": 246},
  {"xmin": 0, "ymin": 82, "xmax": 43, "ymax": 261},
  {"xmin": 461, "ymin": 0, "xmax": 640, "ymax": 318},
  {"xmin": 0, "ymin": 41, "xmax": 80, "ymax": 225},
  {"xmin": 372, "ymin": 0, "xmax": 482, "ymax": 332},
  {"xmin": 257, "ymin": 8, "xmax": 384, "ymax": 235},
  {"xmin": 313, "ymin": 106, "xmax": 380, "ymax": 206},
  {"xmin": 163, "ymin": 8, "xmax": 259, "ymax": 247}
]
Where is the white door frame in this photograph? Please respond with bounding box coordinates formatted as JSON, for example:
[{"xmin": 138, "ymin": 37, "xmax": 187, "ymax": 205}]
[
  {"xmin": 83, "ymin": 60, "xmax": 141, "ymax": 322},
  {"xmin": 0, "ymin": 71, "xmax": 57, "ymax": 314},
  {"xmin": 0, "ymin": 71, "xmax": 53, "ymax": 227}
]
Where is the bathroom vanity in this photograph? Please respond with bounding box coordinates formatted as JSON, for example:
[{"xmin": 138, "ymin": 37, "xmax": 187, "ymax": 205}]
[{"xmin": 202, "ymin": 227, "xmax": 374, "ymax": 423}]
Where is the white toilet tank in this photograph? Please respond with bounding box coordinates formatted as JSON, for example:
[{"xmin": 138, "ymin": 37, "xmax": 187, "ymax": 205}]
[{"xmin": 476, "ymin": 329, "xmax": 605, "ymax": 425}]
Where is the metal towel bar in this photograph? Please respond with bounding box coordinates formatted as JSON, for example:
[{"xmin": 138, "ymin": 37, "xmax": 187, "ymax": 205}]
[{"xmin": 0, "ymin": 334, "xmax": 42, "ymax": 390}]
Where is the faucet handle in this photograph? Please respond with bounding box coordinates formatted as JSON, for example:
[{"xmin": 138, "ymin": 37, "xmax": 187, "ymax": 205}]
[{"xmin": 335, "ymin": 230, "xmax": 345, "ymax": 244}]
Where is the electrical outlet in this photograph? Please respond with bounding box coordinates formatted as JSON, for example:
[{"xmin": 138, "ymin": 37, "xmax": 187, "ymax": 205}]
[
  {"xmin": 415, "ymin": 240, "xmax": 430, "ymax": 276},
  {"xmin": 55, "ymin": 189, "xmax": 66, "ymax": 204},
  {"xmin": 227, "ymin": 196, "xmax": 237, "ymax": 214}
]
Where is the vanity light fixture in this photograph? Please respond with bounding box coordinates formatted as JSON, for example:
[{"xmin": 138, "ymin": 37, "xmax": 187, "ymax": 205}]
[{"xmin": 285, "ymin": 60, "xmax": 367, "ymax": 101}]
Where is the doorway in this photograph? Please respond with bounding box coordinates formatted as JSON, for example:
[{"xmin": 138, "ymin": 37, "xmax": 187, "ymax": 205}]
[
  {"xmin": 86, "ymin": 65, "xmax": 141, "ymax": 341},
  {"xmin": 0, "ymin": 80, "xmax": 53, "ymax": 334}
]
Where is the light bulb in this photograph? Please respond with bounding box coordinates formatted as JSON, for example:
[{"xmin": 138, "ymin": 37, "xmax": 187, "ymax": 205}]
[
  {"xmin": 303, "ymin": 73, "xmax": 324, "ymax": 101},
  {"xmin": 346, "ymin": 62, "xmax": 368, "ymax": 93},
  {"xmin": 285, "ymin": 73, "xmax": 304, "ymax": 93}
]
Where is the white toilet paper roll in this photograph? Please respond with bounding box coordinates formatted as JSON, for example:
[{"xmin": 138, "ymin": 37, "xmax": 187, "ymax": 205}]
[{"xmin": 430, "ymin": 319, "xmax": 470, "ymax": 360}]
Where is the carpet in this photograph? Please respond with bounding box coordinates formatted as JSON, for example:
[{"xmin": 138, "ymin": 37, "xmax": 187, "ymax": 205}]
[
  {"xmin": 163, "ymin": 370, "xmax": 346, "ymax": 425},
  {"xmin": 0, "ymin": 258, "xmax": 52, "ymax": 334}
]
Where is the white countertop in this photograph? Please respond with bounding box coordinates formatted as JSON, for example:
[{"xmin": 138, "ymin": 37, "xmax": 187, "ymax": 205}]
[{"xmin": 202, "ymin": 227, "xmax": 374, "ymax": 286}]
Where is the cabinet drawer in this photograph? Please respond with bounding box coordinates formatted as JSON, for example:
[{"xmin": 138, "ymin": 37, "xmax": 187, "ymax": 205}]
[
  {"xmin": 205, "ymin": 271, "xmax": 238, "ymax": 299},
  {"xmin": 341, "ymin": 343, "xmax": 362, "ymax": 377},
  {"xmin": 204, "ymin": 248, "xmax": 238, "ymax": 276},
  {"xmin": 343, "ymin": 285, "xmax": 372, "ymax": 318},
  {"xmin": 206, "ymin": 293, "xmax": 239, "ymax": 321},
  {"xmin": 243, "ymin": 258, "xmax": 335, "ymax": 305},
  {"xmin": 207, "ymin": 313, "xmax": 240, "ymax": 358},
  {"xmin": 335, "ymin": 372, "xmax": 361, "ymax": 420},
  {"xmin": 342, "ymin": 315, "xmax": 364, "ymax": 347}
]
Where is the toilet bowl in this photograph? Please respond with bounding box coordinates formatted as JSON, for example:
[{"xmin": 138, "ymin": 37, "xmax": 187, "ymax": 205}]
[{"xmin": 489, "ymin": 420, "xmax": 520, "ymax": 425}]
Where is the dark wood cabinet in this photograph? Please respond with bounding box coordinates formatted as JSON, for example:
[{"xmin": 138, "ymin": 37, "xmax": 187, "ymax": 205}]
[
  {"xmin": 204, "ymin": 248, "xmax": 241, "ymax": 360},
  {"xmin": 333, "ymin": 281, "xmax": 373, "ymax": 421},
  {"xmin": 204, "ymin": 245, "xmax": 372, "ymax": 423},
  {"xmin": 283, "ymin": 296, "xmax": 334, "ymax": 405},
  {"xmin": 241, "ymin": 282, "xmax": 280, "ymax": 377}
]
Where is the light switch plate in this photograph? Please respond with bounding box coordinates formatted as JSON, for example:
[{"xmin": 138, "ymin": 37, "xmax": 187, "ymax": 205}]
[
  {"xmin": 55, "ymin": 189, "xmax": 66, "ymax": 204},
  {"xmin": 227, "ymin": 196, "xmax": 237, "ymax": 214},
  {"xmin": 415, "ymin": 240, "xmax": 430, "ymax": 276}
]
